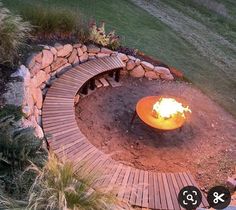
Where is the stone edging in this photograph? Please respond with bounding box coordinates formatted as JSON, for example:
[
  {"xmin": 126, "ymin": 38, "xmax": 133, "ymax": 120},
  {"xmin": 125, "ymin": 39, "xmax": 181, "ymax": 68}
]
[{"xmin": 5, "ymin": 43, "xmax": 174, "ymax": 138}]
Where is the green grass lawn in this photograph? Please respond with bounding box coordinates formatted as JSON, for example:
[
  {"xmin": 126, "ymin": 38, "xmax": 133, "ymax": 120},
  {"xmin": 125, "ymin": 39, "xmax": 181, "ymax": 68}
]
[{"xmin": 2, "ymin": 0, "xmax": 236, "ymax": 117}]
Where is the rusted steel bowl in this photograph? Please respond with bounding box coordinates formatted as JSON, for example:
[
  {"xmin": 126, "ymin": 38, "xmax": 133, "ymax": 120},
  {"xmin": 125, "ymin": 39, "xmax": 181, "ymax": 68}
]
[{"xmin": 136, "ymin": 96, "xmax": 188, "ymax": 131}]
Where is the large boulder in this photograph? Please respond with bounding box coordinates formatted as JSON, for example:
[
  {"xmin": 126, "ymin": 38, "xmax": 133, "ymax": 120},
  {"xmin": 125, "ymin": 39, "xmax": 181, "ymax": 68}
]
[
  {"xmin": 57, "ymin": 44, "xmax": 73, "ymax": 57},
  {"xmin": 101, "ymin": 47, "xmax": 113, "ymax": 54},
  {"xmin": 126, "ymin": 60, "xmax": 136, "ymax": 70},
  {"xmin": 145, "ymin": 71, "xmax": 159, "ymax": 80},
  {"xmin": 130, "ymin": 65, "xmax": 145, "ymax": 78},
  {"xmin": 31, "ymin": 87, "xmax": 43, "ymax": 109},
  {"xmin": 41, "ymin": 50, "xmax": 54, "ymax": 68},
  {"xmin": 68, "ymin": 49, "xmax": 78, "ymax": 64},
  {"xmin": 79, "ymin": 52, "xmax": 89, "ymax": 63},
  {"xmin": 141, "ymin": 61, "xmax": 154, "ymax": 71},
  {"xmin": 32, "ymin": 70, "xmax": 50, "ymax": 87},
  {"xmin": 51, "ymin": 58, "xmax": 68, "ymax": 72},
  {"xmin": 117, "ymin": 53, "xmax": 128, "ymax": 62},
  {"xmin": 154, "ymin": 66, "xmax": 170, "ymax": 75}
]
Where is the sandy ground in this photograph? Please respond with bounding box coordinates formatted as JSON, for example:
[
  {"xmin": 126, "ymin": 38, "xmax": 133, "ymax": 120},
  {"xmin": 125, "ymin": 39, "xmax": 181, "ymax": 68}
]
[{"xmin": 75, "ymin": 77, "xmax": 236, "ymax": 189}]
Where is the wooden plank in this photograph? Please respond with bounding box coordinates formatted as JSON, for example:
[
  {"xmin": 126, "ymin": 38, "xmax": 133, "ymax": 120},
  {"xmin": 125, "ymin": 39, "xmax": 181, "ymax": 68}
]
[
  {"xmin": 107, "ymin": 163, "xmax": 123, "ymax": 192},
  {"xmin": 117, "ymin": 166, "xmax": 131, "ymax": 199},
  {"xmin": 170, "ymin": 173, "xmax": 184, "ymax": 210},
  {"xmin": 166, "ymin": 173, "xmax": 181, "ymax": 210},
  {"xmin": 153, "ymin": 173, "xmax": 161, "ymax": 210},
  {"xmin": 142, "ymin": 171, "xmax": 149, "ymax": 208},
  {"xmin": 148, "ymin": 172, "xmax": 155, "ymax": 209},
  {"xmin": 136, "ymin": 170, "xmax": 144, "ymax": 207},
  {"xmin": 101, "ymin": 163, "xmax": 119, "ymax": 188},
  {"xmin": 157, "ymin": 173, "xmax": 168, "ymax": 209},
  {"xmin": 99, "ymin": 78, "xmax": 109, "ymax": 87},
  {"xmin": 130, "ymin": 169, "xmax": 140, "ymax": 205},
  {"xmin": 162, "ymin": 173, "xmax": 174, "ymax": 210},
  {"xmin": 95, "ymin": 79, "xmax": 102, "ymax": 88},
  {"xmin": 124, "ymin": 168, "xmax": 135, "ymax": 202}
]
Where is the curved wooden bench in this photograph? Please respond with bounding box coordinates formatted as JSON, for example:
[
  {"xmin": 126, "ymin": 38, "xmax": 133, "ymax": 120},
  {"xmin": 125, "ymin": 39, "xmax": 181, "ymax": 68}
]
[{"xmin": 42, "ymin": 56, "xmax": 208, "ymax": 210}]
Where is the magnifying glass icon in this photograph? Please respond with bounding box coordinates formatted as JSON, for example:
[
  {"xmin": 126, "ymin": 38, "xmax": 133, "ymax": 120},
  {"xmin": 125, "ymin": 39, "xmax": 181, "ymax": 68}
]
[{"xmin": 187, "ymin": 194, "xmax": 194, "ymax": 202}]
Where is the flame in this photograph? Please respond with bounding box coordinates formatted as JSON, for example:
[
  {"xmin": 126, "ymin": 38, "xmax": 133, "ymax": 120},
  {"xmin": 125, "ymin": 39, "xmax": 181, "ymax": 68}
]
[{"xmin": 152, "ymin": 98, "xmax": 191, "ymax": 119}]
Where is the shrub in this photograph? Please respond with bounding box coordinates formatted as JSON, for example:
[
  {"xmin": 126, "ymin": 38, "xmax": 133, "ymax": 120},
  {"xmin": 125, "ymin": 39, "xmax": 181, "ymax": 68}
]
[
  {"xmin": 27, "ymin": 153, "xmax": 126, "ymax": 210},
  {"xmin": 0, "ymin": 3, "xmax": 31, "ymax": 66},
  {"xmin": 89, "ymin": 21, "xmax": 120, "ymax": 50},
  {"xmin": 18, "ymin": 4, "xmax": 89, "ymax": 42},
  {"xmin": 0, "ymin": 104, "xmax": 23, "ymax": 121},
  {"xmin": 0, "ymin": 115, "xmax": 43, "ymax": 171}
]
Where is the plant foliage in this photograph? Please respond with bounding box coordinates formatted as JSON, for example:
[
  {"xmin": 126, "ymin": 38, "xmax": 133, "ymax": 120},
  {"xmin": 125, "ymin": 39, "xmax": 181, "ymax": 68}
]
[
  {"xmin": 27, "ymin": 153, "xmax": 125, "ymax": 210},
  {"xmin": 0, "ymin": 115, "xmax": 42, "ymax": 171},
  {"xmin": 0, "ymin": 3, "xmax": 31, "ymax": 66},
  {"xmin": 89, "ymin": 21, "xmax": 120, "ymax": 50}
]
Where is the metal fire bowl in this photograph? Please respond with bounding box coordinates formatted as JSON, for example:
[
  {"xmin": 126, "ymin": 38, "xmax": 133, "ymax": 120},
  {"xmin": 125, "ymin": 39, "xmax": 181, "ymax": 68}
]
[{"xmin": 136, "ymin": 96, "xmax": 187, "ymax": 131}]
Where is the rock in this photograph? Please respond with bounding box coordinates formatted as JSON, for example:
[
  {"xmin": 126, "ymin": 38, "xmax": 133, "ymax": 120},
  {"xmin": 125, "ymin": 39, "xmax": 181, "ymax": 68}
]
[
  {"xmin": 77, "ymin": 47, "xmax": 83, "ymax": 56},
  {"xmin": 73, "ymin": 43, "xmax": 82, "ymax": 48},
  {"xmin": 50, "ymin": 47, "xmax": 57, "ymax": 55},
  {"xmin": 135, "ymin": 58, "xmax": 141, "ymax": 66},
  {"xmin": 23, "ymin": 87, "xmax": 34, "ymax": 111},
  {"xmin": 31, "ymin": 87, "xmax": 43, "ymax": 109},
  {"xmin": 130, "ymin": 65, "xmax": 145, "ymax": 78},
  {"xmin": 73, "ymin": 56, "xmax": 79, "ymax": 65},
  {"xmin": 154, "ymin": 66, "xmax": 170, "ymax": 75},
  {"xmin": 40, "ymin": 83, "xmax": 46, "ymax": 90},
  {"xmin": 117, "ymin": 53, "xmax": 128, "ymax": 62},
  {"xmin": 22, "ymin": 105, "xmax": 31, "ymax": 118},
  {"xmin": 57, "ymin": 44, "xmax": 73, "ymax": 57},
  {"xmin": 87, "ymin": 45, "xmax": 100, "ymax": 53},
  {"xmin": 101, "ymin": 47, "xmax": 113, "ymax": 54},
  {"xmin": 68, "ymin": 49, "xmax": 77, "ymax": 64},
  {"xmin": 32, "ymin": 70, "xmax": 50, "ymax": 87},
  {"xmin": 126, "ymin": 60, "xmax": 135, "ymax": 70},
  {"xmin": 54, "ymin": 43, "xmax": 63, "ymax": 51},
  {"xmin": 3, "ymin": 81, "xmax": 24, "ymax": 106},
  {"xmin": 34, "ymin": 123, "xmax": 44, "ymax": 138},
  {"xmin": 81, "ymin": 45, "xmax": 87, "ymax": 52},
  {"xmin": 44, "ymin": 66, "xmax": 51, "ymax": 74},
  {"xmin": 30, "ymin": 62, "xmax": 41, "ymax": 77},
  {"xmin": 79, "ymin": 52, "xmax": 89, "ymax": 63},
  {"xmin": 145, "ymin": 71, "xmax": 159, "ymax": 80},
  {"xmin": 169, "ymin": 67, "xmax": 184, "ymax": 78},
  {"xmin": 43, "ymin": 45, "xmax": 50, "ymax": 50},
  {"xmin": 96, "ymin": 53, "xmax": 109, "ymax": 58},
  {"xmin": 141, "ymin": 61, "xmax": 154, "ymax": 71},
  {"xmin": 160, "ymin": 73, "xmax": 174, "ymax": 80},
  {"xmin": 51, "ymin": 58, "xmax": 68, "ymax": 72},
  {"xmin": 128, "ymin": 55, "xmax": 136, "ymax": 61},
  {"xmin": 88, "ymin": 55, "xmax": 96, "ymax": 60},
  {"xmin": 34, "ymin": 106, "xmax": 39, "ymax": 122},
  {"xmin": 41, "ymin": 50, "xmax": 54, "ymax": 68},
  {"xmin": 35, "ymin": 52, "xmax": 43, "ymax": 63},
  {"xmin": 11, "ymin": 65, "xmax": 31, "ymax": 87},
  {"xmin": 88, "ymin": 52, "xmax": 96, "ymax": 57}
]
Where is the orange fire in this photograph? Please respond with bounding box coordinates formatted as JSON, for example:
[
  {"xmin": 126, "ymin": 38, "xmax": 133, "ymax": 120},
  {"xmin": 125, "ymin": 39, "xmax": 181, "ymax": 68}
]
[{"xmin": 152, "ymin": 97, "xmax": 191, "ymax": 119}]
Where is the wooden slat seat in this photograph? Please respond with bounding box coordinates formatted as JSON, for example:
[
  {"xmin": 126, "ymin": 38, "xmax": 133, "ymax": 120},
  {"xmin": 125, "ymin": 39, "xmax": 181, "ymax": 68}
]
[{"xmin": 42, "ymin": 56, "xmax": 208, "ymax": 209}]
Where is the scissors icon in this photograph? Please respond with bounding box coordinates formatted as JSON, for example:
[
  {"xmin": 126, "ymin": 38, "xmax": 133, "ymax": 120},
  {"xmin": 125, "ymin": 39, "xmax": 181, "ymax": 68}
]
[{"xmin": 213, "ymin": 192, "xmax": 225, "ymax": 204}]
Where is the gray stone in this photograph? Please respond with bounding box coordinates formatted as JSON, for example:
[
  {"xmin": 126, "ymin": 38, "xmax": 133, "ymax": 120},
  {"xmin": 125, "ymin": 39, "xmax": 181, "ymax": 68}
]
[{"xmin": 141, "ymin": 61, "xmax": 154, "ymax": 71}]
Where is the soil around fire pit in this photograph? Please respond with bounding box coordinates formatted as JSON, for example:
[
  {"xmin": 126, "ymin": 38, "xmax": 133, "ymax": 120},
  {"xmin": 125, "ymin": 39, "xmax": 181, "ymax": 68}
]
[{"xmin": 75, "ymin": 77, "xmax": 236, "ymax": 189}]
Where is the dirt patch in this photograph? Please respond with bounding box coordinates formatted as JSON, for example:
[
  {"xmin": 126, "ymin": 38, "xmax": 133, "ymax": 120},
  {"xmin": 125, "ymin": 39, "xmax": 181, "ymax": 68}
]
[{"xmin": 75, "ymin": 77, "xmax": 236, "ymax": 189}]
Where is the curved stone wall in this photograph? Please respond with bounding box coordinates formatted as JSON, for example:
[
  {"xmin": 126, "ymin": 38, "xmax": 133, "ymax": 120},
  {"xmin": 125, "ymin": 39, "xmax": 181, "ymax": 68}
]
[{"xmin": 10, "ymin": 43, "xmax": 174, "ymax": 138}]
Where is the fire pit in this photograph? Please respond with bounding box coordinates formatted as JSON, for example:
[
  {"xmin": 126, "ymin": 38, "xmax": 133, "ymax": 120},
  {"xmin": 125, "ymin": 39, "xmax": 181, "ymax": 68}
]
[{"xmin": 131, "ymin": 96, "xmax": 191, "ymax": 131}]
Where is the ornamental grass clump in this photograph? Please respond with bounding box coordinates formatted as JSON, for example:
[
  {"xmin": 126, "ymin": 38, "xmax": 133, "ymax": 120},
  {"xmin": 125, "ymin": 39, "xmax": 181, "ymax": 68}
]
[
  {"xmin": 0, "ymin": 3, "xmax": 31, "ymax": 66},
  {"xmin": 27, "ymin": 153, "xmax": 126, "ymax": 210},
  {"xmin": 89, "ymin": 21, "xmax": 120, "ymax": 50},
  {"xmin": 18, "ymin": 4, "xmax": 89, "ymax": 42}
]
